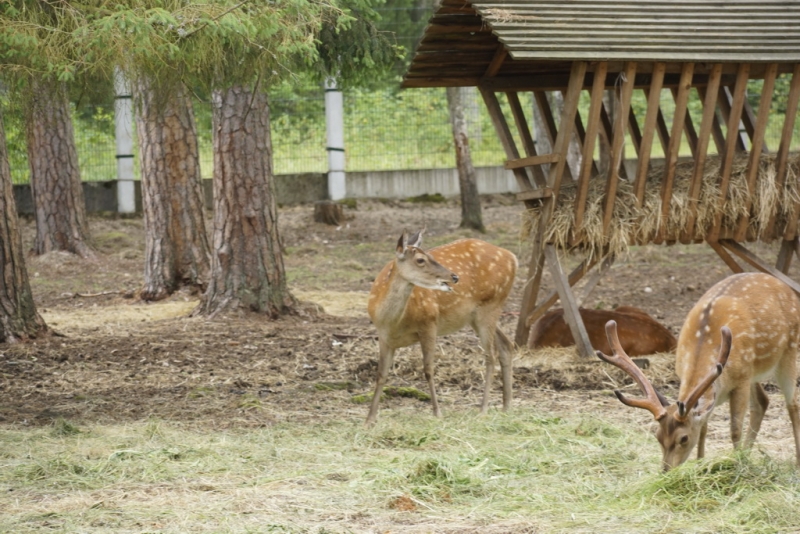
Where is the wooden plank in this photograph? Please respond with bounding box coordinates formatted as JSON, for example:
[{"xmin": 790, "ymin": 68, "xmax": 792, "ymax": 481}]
[
  {"xmin": 574, "ymin": 61, "xmax": 608, "ymax": 234},
  {"xmin": 720, "ymin": 239, "xmax": 800, "ymax": 296},
  {"xmin": 682, "ymin": 63, "xmax": 723, "ymax": 243},
  {"xmin": 708, "ymin": 240, "xmax": 745, "ymax": 274},
  {"xmin": 627, "ymin": 105, "xmax": 643, "ymax": 157},
  {"xmin": 473, "ymin": 72, "xmax": 739, "ymax": 93},
  {"xmin": 506, "ymin": 153, "xmax": 560, "ymax": 170},
  {"xmin": 656, "ymin": 62, "xmax": 694, "ymax": 243},
  {"xmin": 633, "ymin": 62, "xmax": 666, "ymax": 208},
  {"xmin": 515, "ymin": 61, "xmax": 588, "ymax": 345},
  {"xmin": 533, "ymin": 91, "xmax": 575, "ymax": 181},
  {"xmin": 717, "ymin": 85, "xmax": 749, "ymax": 152},
  {"xmin": 708, "ymin": 63, "xmax": 750, "ymax": 243},
  {"xmin": 517, "ymin": 188, "xmax": 553, "ymax": 202},
  {"xmin": 671, "ymin": 86, "xmax": 699, "ymax": 158},
  {"xmin": 734, "ymin": 63, "xmax": 778, "ymax": 241},
  {"xmin": 568, "ymin": 91, "xmax": 601, "ymax": 178},
  {"xmin": 599, "ymin": 97, "xmax": 628, "ymax": 180},
  {"xmin": 544, "ymin": 245, "xmax": 594, "ymax": 358},
  {"xmin": 740, "ymin": 98, "xmax": 767, "ymax": 152},
  {"xmin": 525, "ymin": 255, "xmax": 600, "ymax": 328},
  {"xmin": 776, "ymin": 65, "xmax": 800, "ymax": 239},
  {"xmin": 602, "ymin": 62, "xmax": 637, "ymax": 234},
  {"xmin": 479, "ymin": 88, "xmax": 536, "ymax": 195},
  {"xmin": 776, "ymin": 239, "xmax": 795, "ymax": 274},
  {"xmin": 484, "ymin": 45, "xmax": 508, "ymax": 78},
  {"xmin": 576, "ymin": 254, "xmax": 615, "ymax": 306},
  {"xmin": 505, "ymin": 91, "xmax": 547, "ymax": 187},
  {"xmin": 696, "ymin": 85, "xmax": 727, "ymax": 155}
]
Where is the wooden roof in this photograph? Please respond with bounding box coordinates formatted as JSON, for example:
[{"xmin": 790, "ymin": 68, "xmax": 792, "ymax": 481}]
[{"xmin": 403, "ymin": 0, "xmax": 800, "ymax": 88}]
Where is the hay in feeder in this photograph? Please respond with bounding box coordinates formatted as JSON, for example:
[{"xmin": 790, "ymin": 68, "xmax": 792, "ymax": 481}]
[{"xmin": 522, "ymin": 153, "xmax": 800, "ymax": 258}]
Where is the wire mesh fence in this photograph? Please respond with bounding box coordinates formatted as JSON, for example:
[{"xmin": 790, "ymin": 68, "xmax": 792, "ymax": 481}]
[{"xmin": 5, "ymin": 82, "xmax": 800, "ymax": 185}]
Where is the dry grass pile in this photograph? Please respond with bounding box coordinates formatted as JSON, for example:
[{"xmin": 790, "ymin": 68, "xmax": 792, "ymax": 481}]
[{"xmin": 523, "ymin": 153, "xmax": 800, "ymax": 258}]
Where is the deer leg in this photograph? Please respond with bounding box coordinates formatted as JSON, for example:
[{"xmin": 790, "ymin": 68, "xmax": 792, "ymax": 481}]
[
  {"xmin": 745, "ymin": 383, "xmax": 769, "ymax": 448},
  {"xmin": 473, "ymin": 317, "xmax": 499, "ymax": 414},
  {"xmin": 775, "ymin": 357, "xmax": 800, "ymax": 466},
  {"xmin": 697, "ymin": 420, "xmax": 708, "ymax": 458},
  {"xmin": 496, "ymin": 328, "xmax": 514, "ymax": 411},
  {"xmin": 728, "ymin": 386, "xmax": 751, "ymax": 449},
  {"xmin": 419, "ymin": 331, "xmax": 441, "ymax": 417},
  {"xmin": 365, "ymin": 340, "xmax": 395, "ymax": 425}
]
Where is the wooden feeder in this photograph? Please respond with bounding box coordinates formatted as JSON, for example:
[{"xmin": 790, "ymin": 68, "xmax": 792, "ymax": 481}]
[{"xmin": 403, "ymin": 0, "xmax": 800, "ymax": 357}]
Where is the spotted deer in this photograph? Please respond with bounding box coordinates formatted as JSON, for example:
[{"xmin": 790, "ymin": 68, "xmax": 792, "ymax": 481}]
[
  {"xmin": 597, "ymin": 273, "xmax": 800, "ymax": 471},
  {"xmin": 365, "ymin": 230, "xmax": 517, "ymax": 425}
]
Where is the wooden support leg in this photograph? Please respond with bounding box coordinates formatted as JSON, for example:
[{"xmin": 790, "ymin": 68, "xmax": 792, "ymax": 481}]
[
  {"xmin": 525, "ymin": 254, "xmax": 601, "ymax": 331},
  {"xmin": 776, "ymin": 238, "xmax": 797, "ymax": 274},
  {"xmin": 515, "ymin": 243, "xmax": 545, "ymax": 346},
  {"xmin": 708, "ymin": 241, "xmax": 744, "ymax": 274},
  {"xmin": 576, "ymin": 254, "xmax": 614, "ymax": 306},
  {"xmin": 544, "ymin": 245, "xmax": 594, "ymax": 358},
  {"xmin": 720, "ymin": 239, "xmax": 800, "ymax": 296}
]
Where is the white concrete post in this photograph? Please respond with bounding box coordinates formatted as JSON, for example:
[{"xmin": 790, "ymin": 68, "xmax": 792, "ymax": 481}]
[
  {"xmin": 114, "ymin": 69, "xmax": 136, "ymax": 213},
  {"xmin": 324, "ymin": 78, "xmax": 346, "ymax": 200}
]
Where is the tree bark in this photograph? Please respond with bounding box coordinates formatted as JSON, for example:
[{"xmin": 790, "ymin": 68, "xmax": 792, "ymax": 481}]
[
  {"xmin": 134, "ymin": 78, "xmax": 210, "ymax": 301},
  {"xmin": 446, "ymin": 86, "xmax": 484, "ymax": 232},
  {"xmin": 0, "ymin": 111, "xmax": 47, "ymax": 343},
  {"xmin": 25, "ymin": 76, "xmax": 94, "ymax": 258},
  {"xmin": 197, "ymin": 86, "xmax": 295, "ymax": 317}
]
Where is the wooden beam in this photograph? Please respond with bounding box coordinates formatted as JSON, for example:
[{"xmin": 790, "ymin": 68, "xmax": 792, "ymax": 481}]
[
  {"xmin": 479, "ymin": 88, "xmax": 536, "ymax": 196},
  {"xmin": 574, "ymin": 61, "xmax": 608, "ymax": 235},
  {"xmin": 505, "ymin": 153, "xmax": 560, "ymax": 170},
  {"xmin": 656, "ymin": 62, "xmax": 694, "ymax": 243},
  {"xmin": 634, "ymin": 62, "xmax": 666, "ymax": 208},
  {"xmin": 525, "ymin": 255, "xmax": 600, "ymax": 328},
  {"xmin": 602, "ymin": 62, "xmax": 637, "ymax": 234},
  {"xmin": 708, "ymin": 240, "xmax": 744, "ymax": 274},
  {"xmin": 516, "ymin": 188, "xmax": 553, "ymax": 202},
  {"xmin": 545, "ymin": 245, "xmax": 594, "ymax": 358},
  {"xmin": 717, "ymin": 85, "xmax": 749, "ymax": 153},
  {"xmin": 671, "ymin": 86, "xmax": 700, "ymax": 158},
  {"xmin": 515, "ymin": 61, "xmax": 588, "ymax": 345},
  {"xmin": 567, "ymin": 91, "xmax": 601, "ymax": 178},
  {"xmin": 484, "ymin": 45, "xmax": 507, "ymax": 78},
  {"xmin": 627, "ymin": 105, "xmax": 643, "ymax": 157},
  {"xmin": 708, "ymin": 63, "xmax": 750, "ymax": 243},
  {"xmin": 734, "ymin": 63, "xmax": 778, "ymax": 241},
  {"xmin": 534, "ymin": 91, "xmax": 575, "ymax": 181},
  {"xmin": 505, "ymin": 91, "xmax": 547, "ymax": 187},
  {"xmin": 776, "ymin": 238, "xmax": 796, "ymax": 274},
  {"xmin": 576, "ymin": 254, "xmax": 615, "ymax": 306},
  {"xmin": 682, "ymin": 63, "xmax": 723, "ymax": 243},
  {"xmin": 696, "ymin": 85, "xmax": 727, "ymax": 155},
  {"xmin": 720, "ymin": 239, "xmax": 800, "ymax": 296},
  {"xmin": 777, "ymin": 65, "xmax": 800, "ymax": 240}
]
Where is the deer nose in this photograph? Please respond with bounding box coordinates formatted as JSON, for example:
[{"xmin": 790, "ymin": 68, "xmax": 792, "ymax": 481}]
[{"xmin": 451, "ymin": 274, "xmax": 459, "ymax": 284}]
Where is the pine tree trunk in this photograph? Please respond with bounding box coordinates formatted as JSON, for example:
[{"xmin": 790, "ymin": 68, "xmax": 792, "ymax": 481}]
[
  {"xmin": 135, "ymin": 78, "xmax": 210, "ymax": 301},
  {"xmin": 0, "ymin": 111, "xmax": 47, "ymax": 343},
  {"xmin": 25, "ymin": 76, "xmax": 94, "ymax": 258},
  {"xmin": 197, "ymin": 86, "xmax": 295, "ymax": 317},
  {"xmin": 446, "ymin": 86, "xmax": 484, "ymax": 232}
]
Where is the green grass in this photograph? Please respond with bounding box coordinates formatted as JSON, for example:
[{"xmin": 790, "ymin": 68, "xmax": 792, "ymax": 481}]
[{"xmin": 2, "ymin": 411, "xmax": 799, "ymax": 532}]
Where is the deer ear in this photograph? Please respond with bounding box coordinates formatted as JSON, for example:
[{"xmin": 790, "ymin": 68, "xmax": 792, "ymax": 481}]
[
  {"xmin": 396, "ymin": 233, "xmax": 408, "ymax": 258},
  {"xmin": 407, "ymin": 230, "xmax": 423, "ymax": 249}
]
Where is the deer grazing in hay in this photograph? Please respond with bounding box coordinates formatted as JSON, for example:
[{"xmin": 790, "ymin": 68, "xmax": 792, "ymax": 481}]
[
  {"xmin": 529, "ymin": 306, "xmax": 677, "ymax": 356},
  {"xmin": 597, "ymin": 272, "xmax": 800, "ymax": 471},
  {"xmin": 365, "ymin": 230, "xmax": 517, "ymax": 425}
]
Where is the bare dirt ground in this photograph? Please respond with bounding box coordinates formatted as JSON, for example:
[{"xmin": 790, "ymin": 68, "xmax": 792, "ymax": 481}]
[{"xmin": 2, "ymin": 195, "xmax": 799, "ymax": 460}]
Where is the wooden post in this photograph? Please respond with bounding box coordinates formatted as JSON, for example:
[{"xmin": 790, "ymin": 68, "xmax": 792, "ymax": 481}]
[
  {"xmin": 574, "ymin": 62, "xmax": 608, "ymax": 235},
  {"xmin": 545, "ymin": 245, "xmax": 594, "ymax": 358},
  {"xmin": 633, "ymin": 63, "xmax": 666, "ymax": 208}
]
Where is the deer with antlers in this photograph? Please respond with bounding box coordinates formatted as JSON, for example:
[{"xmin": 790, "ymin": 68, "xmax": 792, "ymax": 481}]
[
  {"xmin": 365, "ymin": 230, "xmax": 517, "ymax": 425},
  {"xmin": 597, "ymin": 272, "xmax": 800, "ymax": 471}
]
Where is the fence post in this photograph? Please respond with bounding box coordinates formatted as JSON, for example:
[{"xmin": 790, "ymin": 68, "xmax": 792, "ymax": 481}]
[
  {"xmin": 325, "ymin": 78, "xmax": 346, "ymax": 200},
  {"xmin": 114, "ymin": 68, "xmax": 136, "ymax": 213}
]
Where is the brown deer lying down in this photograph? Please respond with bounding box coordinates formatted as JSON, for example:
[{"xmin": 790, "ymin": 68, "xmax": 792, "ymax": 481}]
[
  {"xmin": 598, "ymin": 273, "xmax": 800, "ymax": 471},
  {"xmin": 528, "ymin": 306, "xmax": 677, "ymax": 356}
]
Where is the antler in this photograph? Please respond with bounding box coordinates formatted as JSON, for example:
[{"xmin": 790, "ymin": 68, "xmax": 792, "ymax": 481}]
[
  {"xmin": 676, "ymin": 326, "xmax": 732, "ymax": 419},
  {"xmin": 596, "ymin": 320, "xmax": 668, "ymax": 420}
]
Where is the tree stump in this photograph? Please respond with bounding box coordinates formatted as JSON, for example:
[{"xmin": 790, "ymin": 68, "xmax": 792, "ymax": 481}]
[{"xmin": 314, "ymin": 201, "xmax": 344, "ymax": 225}]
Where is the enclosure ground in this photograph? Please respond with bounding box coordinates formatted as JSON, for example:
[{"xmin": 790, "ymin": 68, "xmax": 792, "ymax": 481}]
[{"xmin": 2, "ymin": 195, "xmax": 800, "ymax": 532}]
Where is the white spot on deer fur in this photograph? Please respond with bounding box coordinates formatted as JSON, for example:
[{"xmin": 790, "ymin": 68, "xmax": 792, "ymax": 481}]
[
  {"xmin": 696, "ymin": 330, "xmax": 702, "ymax": 338},
  {"xmin": 704, "ymin": 325, "xmax": 711, "ymax": 333}
]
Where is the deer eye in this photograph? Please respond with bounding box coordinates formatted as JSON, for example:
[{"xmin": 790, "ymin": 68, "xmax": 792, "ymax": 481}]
[
  {"xmin": 679, "ymin": 435, "xmax": 689, "ymax": 445},
  {"xmin": 416, "ymin": 258, "xmax": 426, "ymax": 265}
]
